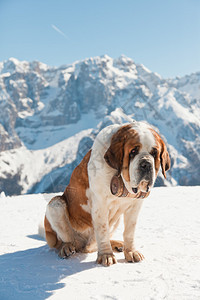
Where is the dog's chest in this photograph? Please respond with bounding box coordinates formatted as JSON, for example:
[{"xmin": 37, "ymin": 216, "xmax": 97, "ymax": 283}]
[{"xmin": 107, "ymin": 197, "xmax": 133, "ymax": 225}]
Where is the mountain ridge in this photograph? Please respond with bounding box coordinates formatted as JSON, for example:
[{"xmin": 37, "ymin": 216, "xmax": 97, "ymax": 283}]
[{"xmin": 0, "ymin": 55, "xmax": 199, "ymax": 195}]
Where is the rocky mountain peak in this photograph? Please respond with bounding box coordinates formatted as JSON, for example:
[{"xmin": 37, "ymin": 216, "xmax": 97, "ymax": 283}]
[{"xmin": 0, "ymin": 55, "xmax": 199, "ymax": 195}]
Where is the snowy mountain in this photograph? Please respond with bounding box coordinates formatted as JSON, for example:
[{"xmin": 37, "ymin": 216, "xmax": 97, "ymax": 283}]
[
  {"xmin": 1, "ymin": 186, "xmax": 200, "ymax": 299},
  {"xmin": 0, "ymin": 55, "xmax": 200, "ymax": 195}
]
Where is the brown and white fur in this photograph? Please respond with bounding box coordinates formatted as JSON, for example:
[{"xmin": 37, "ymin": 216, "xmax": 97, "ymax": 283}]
[{"xmin": 44, "ymin": 122, "xmax": 170, "ymax": 266}]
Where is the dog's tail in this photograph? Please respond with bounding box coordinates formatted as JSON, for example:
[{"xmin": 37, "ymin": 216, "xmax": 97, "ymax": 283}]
[{"xmin": 37, "ymin": 193, "xmax": 53, "ymax": 240}]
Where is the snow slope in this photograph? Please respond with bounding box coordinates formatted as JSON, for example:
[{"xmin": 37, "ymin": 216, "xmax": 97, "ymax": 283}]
[
  {"xmin": 0, "ymin": 128, "xmax": 93, "ymax": 195},
  {"xmin": 0, "ymin": 186, "xmax": 200, "ymax": 300}
]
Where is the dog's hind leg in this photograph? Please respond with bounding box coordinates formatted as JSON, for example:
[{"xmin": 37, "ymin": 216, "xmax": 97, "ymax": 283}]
[
  {"xmin": 44, "ymin": 215, "xmax": 62, "ymax": 249},
  {"xmin": 45, "ymin": 196, "xmax": 86, "ymax": 258}
]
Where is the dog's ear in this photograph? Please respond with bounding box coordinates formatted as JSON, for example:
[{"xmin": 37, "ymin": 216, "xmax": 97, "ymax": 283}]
[
  {"xmin": 104, "ymin": 141, "xmax": 124, "ymax": 174},
  {"xmin": 160, "ymin": 140, "xmax": 170, "ymax": 178},
  {"xmin": 104, "ymin": 125, "xmax": 133, "ymax": 174},
  {"xmin": 104, "ymin": 124, "xmax": 137, "ymax": 174}
]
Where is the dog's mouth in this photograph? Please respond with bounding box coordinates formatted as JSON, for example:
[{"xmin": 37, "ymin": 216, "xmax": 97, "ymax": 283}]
[{"xmin": 132, "ymin": 180, "xmax": 150, "ymax": 195}]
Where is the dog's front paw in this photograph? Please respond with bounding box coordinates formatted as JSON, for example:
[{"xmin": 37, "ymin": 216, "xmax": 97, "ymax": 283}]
[
  {"xmin": 58, "ymin": 243, "xmax": 76, "ymax": 259},
  {"xmin": 124, "ymin": 249, "xmax": 145, "ymax": 263},
  {"xmin": 97, "ymin": 253, "xmax": 117, "ymax": 266}
]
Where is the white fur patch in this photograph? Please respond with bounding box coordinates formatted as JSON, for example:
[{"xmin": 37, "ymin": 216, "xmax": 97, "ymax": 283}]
[
  {"xmin": 132, "ymin": 121, "xmax": 156, "ymax": 152},
  {"xmin": 80, "ymin": 201, "xmax": 91, "ymax": 214}
]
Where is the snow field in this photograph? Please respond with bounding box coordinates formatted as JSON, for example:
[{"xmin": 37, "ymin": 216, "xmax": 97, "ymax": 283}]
[{"xmin": 0, "ymin": 186, "xmax": 200, "ymax": 300}]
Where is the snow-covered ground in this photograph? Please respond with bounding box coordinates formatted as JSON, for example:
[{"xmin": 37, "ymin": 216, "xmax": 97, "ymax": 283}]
[{"xmin": 0, "ymin": 186, "xmax": 200, "ymax": 300}]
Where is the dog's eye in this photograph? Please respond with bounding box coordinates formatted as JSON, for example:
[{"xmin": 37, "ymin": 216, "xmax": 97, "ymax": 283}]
[
  {"xmin": 129, "ymin": 147, "xmax": 139, "ymax": 159},
  {"xmin": 151, "ymin": 148, "xmax": 158, "ymax": 159}
]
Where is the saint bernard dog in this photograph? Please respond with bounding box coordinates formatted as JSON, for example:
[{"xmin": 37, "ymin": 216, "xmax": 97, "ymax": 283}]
[{"xmin": 44, "ymin": 121, "xmax": 170, "ymax": 266}]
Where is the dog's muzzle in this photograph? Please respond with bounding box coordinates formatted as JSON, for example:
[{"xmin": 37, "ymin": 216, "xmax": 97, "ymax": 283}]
[{"xmin": 137, "ymin": 157, "xmax": 154, "ymax": 186}]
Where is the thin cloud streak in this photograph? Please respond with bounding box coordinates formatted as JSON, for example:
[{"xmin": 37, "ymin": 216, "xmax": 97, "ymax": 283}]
[{"xmin": 51, "ymin": 24, "xmax": 68, "ymax": 39}]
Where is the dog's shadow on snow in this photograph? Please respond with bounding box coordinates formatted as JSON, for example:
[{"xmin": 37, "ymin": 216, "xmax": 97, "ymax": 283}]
[{"xmin": 0, "ymin": 237, "xmax": 97, "ymax": 300}]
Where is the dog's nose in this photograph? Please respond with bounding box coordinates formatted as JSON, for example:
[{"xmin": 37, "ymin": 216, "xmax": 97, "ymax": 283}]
[
  {"xmin": 140, "ymin": 160, "xmax": 151, "ymax": 172},
  {"xmin": 132, "ymin": 187, "xmax": 138, "ymax": 194}
]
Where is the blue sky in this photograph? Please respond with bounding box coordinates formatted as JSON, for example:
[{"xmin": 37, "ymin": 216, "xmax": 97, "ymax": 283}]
[{"xmin": 0, "ymin": 0, "xmax": 200, "ymax": 78}]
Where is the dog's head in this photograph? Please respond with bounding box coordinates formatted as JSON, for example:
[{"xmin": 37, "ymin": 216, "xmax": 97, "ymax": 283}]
[{"xmin": 104, "ymin": 122, "xmax": 170, "ymax": 196}]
